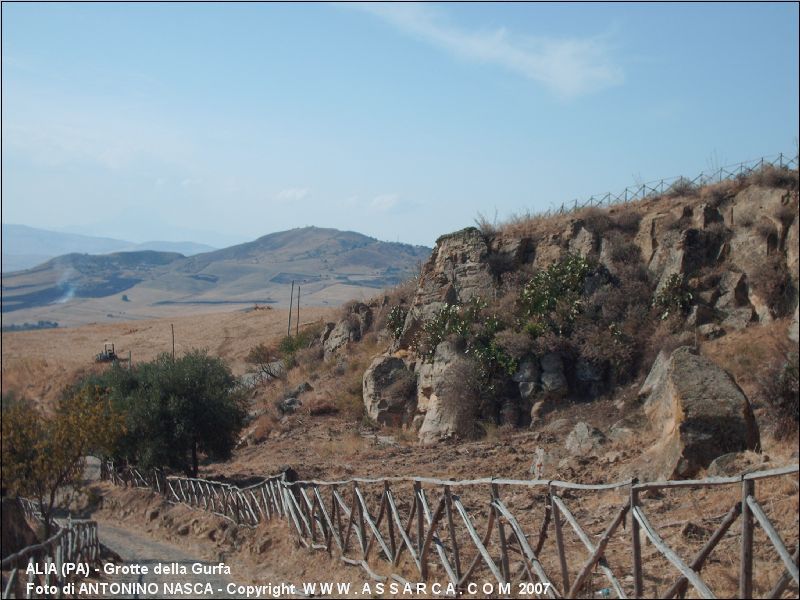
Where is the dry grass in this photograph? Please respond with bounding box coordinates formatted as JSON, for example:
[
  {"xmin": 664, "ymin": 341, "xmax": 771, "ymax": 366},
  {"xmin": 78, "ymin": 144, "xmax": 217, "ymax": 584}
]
[{"xmin": 1, "ymin": 306, "xmax": 336, "ymax": 408}]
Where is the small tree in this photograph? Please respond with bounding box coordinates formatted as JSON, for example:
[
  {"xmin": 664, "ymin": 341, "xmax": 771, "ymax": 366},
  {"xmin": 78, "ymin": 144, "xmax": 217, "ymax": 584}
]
[
  {"xmin": 101, "ymin": 350, "xmax": 246, "ymax": 477},
  {"xmin": 1, "ymin": 388, "xmax": 122, "ymax": 536},
  {"xmin": 245, "ymin": 343, "xmax": 284, "ymax": 381}
]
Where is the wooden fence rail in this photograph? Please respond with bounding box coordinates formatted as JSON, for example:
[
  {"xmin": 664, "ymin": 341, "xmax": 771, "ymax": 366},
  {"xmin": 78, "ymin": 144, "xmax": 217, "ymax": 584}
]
[
  {"xmin": 1, "ymin": 504, "xmax": 101, "ymax": 600},
  {"xmin": 101, "ymin": 461, "xmax": 799, "ymax": 598}
]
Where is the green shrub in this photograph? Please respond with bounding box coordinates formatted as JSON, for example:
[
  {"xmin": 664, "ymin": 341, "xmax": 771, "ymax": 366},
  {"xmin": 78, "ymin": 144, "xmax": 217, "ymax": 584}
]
[
  {"xmin": 417, "ymin": 298, "xmax": 488, "ymax": 359},
  {"xmin": 387, "ymin": 305, "xmax": 408, "ymax": 340},
  {"xmin": 416, "ymin": 298, "xmax": 516, "ymax": 394},
  {"xmin": 519, "ymin": 253, "xmax": 592, "ymax": 336},
  {"xmin": 653, "ymin": 274, "xmax": 693, "ymax": 320}
]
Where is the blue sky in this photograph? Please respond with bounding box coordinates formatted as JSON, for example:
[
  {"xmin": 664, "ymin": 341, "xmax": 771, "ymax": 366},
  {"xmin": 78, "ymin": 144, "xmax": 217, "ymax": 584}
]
[{"xmin": 2, "ymin": 2, "xmax": 798, "ymax": 248}]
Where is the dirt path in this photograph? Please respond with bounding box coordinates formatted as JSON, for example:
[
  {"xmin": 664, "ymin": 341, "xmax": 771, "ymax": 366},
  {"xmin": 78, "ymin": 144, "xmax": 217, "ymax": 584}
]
[{"xmin": 95, "ymin": 521, "xmax": 240, "ymax": 599}]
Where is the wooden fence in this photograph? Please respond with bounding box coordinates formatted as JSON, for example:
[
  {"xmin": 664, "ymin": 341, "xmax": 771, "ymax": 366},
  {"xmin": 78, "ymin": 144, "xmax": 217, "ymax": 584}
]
[
  {"xmin": 1, "ymin": 507, "xmax": 101, "ymax": 600},
  {"xmin": 102, "ymin": 461, "xmax": 799, "ymax": 598}
]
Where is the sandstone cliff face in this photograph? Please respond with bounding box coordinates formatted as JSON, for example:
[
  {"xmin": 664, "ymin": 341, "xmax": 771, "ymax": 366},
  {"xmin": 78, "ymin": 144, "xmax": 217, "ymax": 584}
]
[
  {"xmin": 363, "ymin": 180, "xmax": 799, "ymax": 445},
  {"xmin": 362, "ymin": 355, "xmax": 416, "ymax": 427},
  {"xmin": 398, "ymin": 228, "xmax": 494, "ymax": 348}
]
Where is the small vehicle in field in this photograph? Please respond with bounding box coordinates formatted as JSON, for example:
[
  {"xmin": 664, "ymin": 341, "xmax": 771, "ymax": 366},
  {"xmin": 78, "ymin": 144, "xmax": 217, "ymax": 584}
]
[{"xmin": 95, "ymin": 342, "xmax": 118, "ymax": 363}]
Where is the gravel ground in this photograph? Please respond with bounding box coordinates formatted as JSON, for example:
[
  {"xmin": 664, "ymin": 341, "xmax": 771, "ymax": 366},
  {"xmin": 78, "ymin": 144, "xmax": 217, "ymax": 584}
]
[{"xmin": 94, "ymin": 521, "xmax": 240, "ymax": 599}]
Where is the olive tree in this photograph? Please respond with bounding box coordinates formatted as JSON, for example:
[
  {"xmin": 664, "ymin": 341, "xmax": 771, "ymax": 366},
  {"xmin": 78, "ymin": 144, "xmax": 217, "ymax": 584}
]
[{"xmin": 96, "ymin": 350, "xmax": 246, "ymax": 477}]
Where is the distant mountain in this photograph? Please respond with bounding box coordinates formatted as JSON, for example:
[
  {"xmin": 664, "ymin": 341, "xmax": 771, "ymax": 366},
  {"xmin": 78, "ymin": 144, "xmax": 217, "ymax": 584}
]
[
  {"xmin": 1, "ymin": 224, "xmax": 215, "ymax": 272},
  {"xmin": 1, "ymin": 227, "xmax": 431, "ymax": 321},
  {"xmin": 2, "ymin": 251, "xmax": 185, "ymax": 312}
]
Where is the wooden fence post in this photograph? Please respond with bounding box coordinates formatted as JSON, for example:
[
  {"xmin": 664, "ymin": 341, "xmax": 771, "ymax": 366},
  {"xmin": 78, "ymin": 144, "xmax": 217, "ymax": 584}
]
[
  {"xmin": 550, "ymin": 485, "xmax": 570, "ymax": 593},
  {"xmin": 740, "ymin": 478, "xmax": 755, "ymax": 599},
  {"xmin": 492, "ymin": 483, "xmax": 510, "ymax": 584},
  {"xmin": 288, "ymin": 282, "xmax": 294, "ymax": 337},
  {"xmin": 631, "ymin": 480, "xmax": 643, "ymax": 598},
  {"xmin": 444, "ymin": 485, "xmax": 462, "ymax": 582}
]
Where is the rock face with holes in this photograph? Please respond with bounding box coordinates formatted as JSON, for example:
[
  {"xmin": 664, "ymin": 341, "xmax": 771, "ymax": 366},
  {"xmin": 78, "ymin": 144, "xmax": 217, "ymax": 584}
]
[
  {"xmin": 398, "ymin": 228, "xmax": 494, "ymax": 348},
  {"xmin": 636, "ymin": 347, "xmax": 759, "ymax": 480},
  {"xmin": 365, "ymin": 178, "xmax": 798, "ymax": 445},
  {"xmin": 362, "ymin": 355, "xmax": 417, "ymax": 427},
  {"xmin": 415, "ymin": 341, "xmax": 477, "ymax": 445}
]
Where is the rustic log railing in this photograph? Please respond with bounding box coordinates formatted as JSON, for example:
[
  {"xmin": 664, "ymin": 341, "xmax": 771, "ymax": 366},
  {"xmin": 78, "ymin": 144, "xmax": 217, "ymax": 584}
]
[
  {"xmin": 101, "ymin": 462, "xmax": 799, "ymax": 598},
  {"xmin": 14, "ymin": 498, "xmax": 55, "ymax": 531},
  {"xmin": 1, "ymin": 507, "xmax": 101, "ymax": 600}
]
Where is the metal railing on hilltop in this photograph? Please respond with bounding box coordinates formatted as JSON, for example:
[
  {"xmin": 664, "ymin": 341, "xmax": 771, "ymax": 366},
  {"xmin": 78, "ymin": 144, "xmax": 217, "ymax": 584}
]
[{"xmin": 544, "ymin": 152, "xmax": 799, "ymax": 216}]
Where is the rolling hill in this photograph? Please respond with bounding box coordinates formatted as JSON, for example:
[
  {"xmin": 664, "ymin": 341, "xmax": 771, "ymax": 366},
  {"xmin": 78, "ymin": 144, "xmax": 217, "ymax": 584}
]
[
  {"xmin": 1, "ymin": 224, "xmax": 216, "ymax": 272},
  {"xmin": 1, "ymin": 227, "xmax": 430, "ymax": 327}
]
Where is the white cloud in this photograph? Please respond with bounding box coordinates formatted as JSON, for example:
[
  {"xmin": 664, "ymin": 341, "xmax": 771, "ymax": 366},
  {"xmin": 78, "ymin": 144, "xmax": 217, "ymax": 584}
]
[
  {"xmin": 359, "ymin": 4, "xmax": 623, "ymax": 98},
  {"xmin": 369, "ymin": 194, "xmax": 401, "ymax": 211},
  {"xmin": 274, "ymin": 188, "xmax": 310, "ymax": 202}
]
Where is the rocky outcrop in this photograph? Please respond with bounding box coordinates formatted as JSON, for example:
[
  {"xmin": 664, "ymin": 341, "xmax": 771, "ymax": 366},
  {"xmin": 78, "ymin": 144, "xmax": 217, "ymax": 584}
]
[
  {"xmin": 362, "ymin": 355, "xmax": 417, "ymax": 427},
  {"xmin": 399, "ymin": 228, "xmax": 494, "ymax": 347},
  {"xmin": 540, "ymin": 353, "xmax": 568, "ymax": 397},
  {"xmin": 636, "ymin": 347, "xmax": 759, "ymax": 480},
  {"xmin": 364, "ymin": 179, "xmax": 796, "ymax": 448},
  {"xmin": 323, "ymin": 303, "xmax": 373, "ymax": 358},
  {"xmin": 650, "ymin": 227, "xmax": 723, "ymax": 295},
  {"xmin": 724, "ymin": 186, "xmax": 800, "ymax": 320},
  {"xmin": 706, "ymin": 451, "xmax": 769, "ymax": 477},
  {"xmin": 511, "ymin": 353, "xmax": 570, "ymax": 428},
  {"xmin": 714, "ymin": 271, "xmax": 755, "ymax": 331},
  {"xmin": 568, "ymin": 226, "xmax": 598, "ymax": 257},
  {"xmin": 565, "ymin": 422, "xmax": 606, "ymax": 456},
  {"xmin": 416, "ymin": 341, "xmax": 478, "ymax": 445},
  {"xmin": 513, "ymin": 358, "xmax": 540, "ymax": 402}
]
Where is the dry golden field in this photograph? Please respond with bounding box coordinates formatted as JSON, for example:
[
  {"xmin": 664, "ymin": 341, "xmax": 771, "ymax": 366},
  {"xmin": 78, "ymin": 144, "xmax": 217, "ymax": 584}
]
[{"xmin": 1, "ymin": 306, "xmax": 336, "ymax": 407}]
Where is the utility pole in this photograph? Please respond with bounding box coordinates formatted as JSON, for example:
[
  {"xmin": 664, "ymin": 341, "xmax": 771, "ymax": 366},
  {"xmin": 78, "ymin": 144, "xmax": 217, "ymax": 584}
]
[
  {"xmin": 296, "ymin": 284, "xmax": 300, "ymax": 336},
  {"xmin": 287, "ymin": 281, "xmax": 294, "ymax": 337},
  {"xmin": 171, "ymin": 324, "xmax": 175, "ymax": 360}
]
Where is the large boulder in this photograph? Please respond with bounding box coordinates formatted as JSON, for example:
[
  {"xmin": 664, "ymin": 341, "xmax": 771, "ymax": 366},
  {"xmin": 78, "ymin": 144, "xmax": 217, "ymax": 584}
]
[
  {"xmin": 416, "ymin": 342, "xmax": 478, "ymax": 444},
  {"xmin": 324, "ymin": 303, "xmax": 373, "ymax": 358},
  {"xmin": 362, "ymin": 355, "xmax": 417, "ymax": 427},
  {"xmin": 637, "ymin": 347, "xmax": 759, "ymax": 479},
  {"xmin": 565, "ymin": 422, "xmax": 607, "ymax": 456}
]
